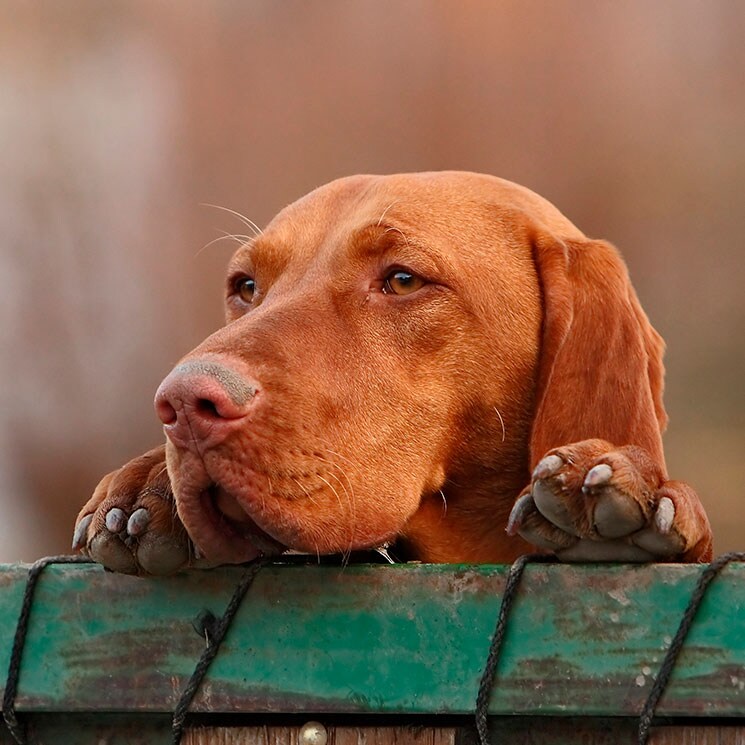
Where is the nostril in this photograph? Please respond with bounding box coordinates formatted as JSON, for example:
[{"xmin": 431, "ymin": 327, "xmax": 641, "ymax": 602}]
[
  {"xmin": 195, "ymin": 398, "xmax": 220, "ymax": 418},
  {"xmin": 156, "ymin": 398, "xmax": 177, "ymax": 426}
]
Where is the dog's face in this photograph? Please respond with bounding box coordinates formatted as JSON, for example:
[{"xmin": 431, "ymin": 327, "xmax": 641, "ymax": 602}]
[{"xmin": 159, "ymin": 173, "xmax": 584, "ymax": 564}]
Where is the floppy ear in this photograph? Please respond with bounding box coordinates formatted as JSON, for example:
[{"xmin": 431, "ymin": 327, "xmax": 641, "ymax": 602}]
[{"xmin": 530, "ymin": 233, "xmax": 668, "ymax": 472}]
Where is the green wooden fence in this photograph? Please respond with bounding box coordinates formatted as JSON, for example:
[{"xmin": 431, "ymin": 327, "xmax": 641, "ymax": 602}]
[{"xmin": 1, "ymin": 560, "xmax": 744, "ymax": 744}]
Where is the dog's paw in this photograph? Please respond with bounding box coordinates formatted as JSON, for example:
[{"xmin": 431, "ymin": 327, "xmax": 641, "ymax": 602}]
[
  {"xmin": 507, "ymin": 439, "xmax": 711, "ymax": 561},
  {"xmin": 73, "ymin": 445, "xmax": 194, "ymax": 575}
]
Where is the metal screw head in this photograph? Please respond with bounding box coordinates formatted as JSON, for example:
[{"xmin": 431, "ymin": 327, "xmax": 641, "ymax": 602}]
[{"xmin": 299, "ymin": 721, "xmax": 328, "ymax": 745}]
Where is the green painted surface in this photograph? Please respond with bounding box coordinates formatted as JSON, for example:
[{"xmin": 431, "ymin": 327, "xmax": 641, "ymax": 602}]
[{"xmin": 0, "ymin": 561, "xmax": 743, "ymax": 717}]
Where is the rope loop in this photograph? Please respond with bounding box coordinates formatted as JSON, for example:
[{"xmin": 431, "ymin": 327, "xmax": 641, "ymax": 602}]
[
  {"xmin": 475, "ymin": 553, "xmax": 555, "ymax": 745},
  {"xmin": 171, "ymin": 557, "xmax": 266, "ymax": 744},
  {"xmin": 2, "ymin": 555, "xmax": 94, "ymax": 745},
  {"xmin": 637, "ymin": 551, "xmax": 745, "ymax": 745}
]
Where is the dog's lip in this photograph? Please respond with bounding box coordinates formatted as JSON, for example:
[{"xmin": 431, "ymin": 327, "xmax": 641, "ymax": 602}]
[
  {"xmin": 176, "ymin": 473, "xmax": 285, "ymax": 564},
  {"xmin": 200, "ymin": 484, "xmax": 285, "ymax": 555}
]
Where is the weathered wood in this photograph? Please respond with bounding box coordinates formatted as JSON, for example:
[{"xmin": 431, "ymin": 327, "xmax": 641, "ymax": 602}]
[
  {"xmin": 649, "ymin": 727, "xmax": 745, "ymax": 744},
  {"xmin": 1, "ymin": 560, "xmax": 744, "ymax": 720},
  {"xmin": 183, "ymin": 724, "xmax": 457, "ymax": 744},
  {"xmin": 3, "ymin": 717, "xmax": 744, "ymax": 745}
]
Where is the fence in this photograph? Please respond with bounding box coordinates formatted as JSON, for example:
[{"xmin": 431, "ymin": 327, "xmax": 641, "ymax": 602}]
[{"xmin": 1, "ymin": 557, "xmax": 743, "ymax": 744}]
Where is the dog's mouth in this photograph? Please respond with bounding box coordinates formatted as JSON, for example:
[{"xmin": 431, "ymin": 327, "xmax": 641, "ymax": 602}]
[
  {"xmin": 180, "ymin": 480, "xmax": 286, "ymax": 564},
  {"xmin": 173, "ymin": 449, "xmax": 406, "ymax": 565}
]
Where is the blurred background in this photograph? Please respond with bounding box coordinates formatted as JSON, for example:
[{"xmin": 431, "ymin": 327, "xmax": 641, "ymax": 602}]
[{"xmin": 1, "ymin": 1, "xmax": 743, "ymax": 561}]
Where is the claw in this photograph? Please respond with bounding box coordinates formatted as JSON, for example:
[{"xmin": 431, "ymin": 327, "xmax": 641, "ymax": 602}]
[
  {"xmin": 583, "ymin": 463, "xmax": 613, "ymax": 492},
  {"xmin": 127, "ymin": 508, "xmax": 150, "ymax": 536},
  {"xmin": 72, "ymin": 513, "xmax": 93, "ymax": 550},
  {"xmin": 507, "ymin": 492, "xmax": 535, "ymax": 536},
  {"xmin": 654, "ymin": 497, "xmax": 675, "ymax": 534},
  {"xmin": 105, "ymin": 508, "xmax": 127, "ymax": 534},
  {"xmin": 533, "ymin": 454, "xmax": 563, "ymax": 481}
]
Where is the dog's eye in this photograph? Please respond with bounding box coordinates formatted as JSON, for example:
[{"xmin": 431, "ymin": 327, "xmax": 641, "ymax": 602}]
[
  {"xmin": 234, "ymin": 277, "xmax": 256, "ymax": 303},
  {"xmin": 383, "ymin": 270, "xmax": 425, "ymax": 296}
]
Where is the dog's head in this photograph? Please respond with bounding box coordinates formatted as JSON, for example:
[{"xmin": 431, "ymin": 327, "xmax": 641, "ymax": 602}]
[{"xmin": 156, "ymin": 172, "xmax": 665, "ymax": 563}]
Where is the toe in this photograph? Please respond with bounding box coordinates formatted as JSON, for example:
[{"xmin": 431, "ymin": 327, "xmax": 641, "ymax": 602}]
[
  {"xmin": 632, "ymin": 498, "xmax": 684, "ymax": 557},
  {"xmin": 654, "ymin": 496, "xmax": 675, "ymax": 534},
  {"xmin": 533, "ymin": 453, "xmax": 564, "ymax": 480},
  {"xmin": 105, "ymin": 508, "xmax": 127, "ymax": 533},
  {"xmin": 583, "ymin": 463, "xmax": 612, "ymax": 491},
  {"xmin": 127, "ymin": 507, "xmax": 150, "ymax": 536},
  {"xmin": 72, "ymin": 514, "xmax": 93, "ymax": 551},
  {"xmin": 532, "ymin": 478, "xmax": 578, "ymax": 536},
  {"xmin": 593, "ymin": 494, "xmax": 645, "ymax": 539},
  {"xmin": 507, "ymin": 492, "xmax": 535, "ymax": 536},
  {"xmin": 136, "ymin": 532, "xmax": 190, "ymax": 575},
  {"xmin": 591, "ymin": 483, "xmax": 646, "ymax": 539},
  {"xmin": 88, "ymin": 532, "xmax": 138, "ymax": 574}
]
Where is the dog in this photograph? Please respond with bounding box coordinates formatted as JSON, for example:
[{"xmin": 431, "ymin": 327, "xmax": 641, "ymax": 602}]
[{"xmin": 73, "ymin": 172, "xmax": 712, "ymax": 574}]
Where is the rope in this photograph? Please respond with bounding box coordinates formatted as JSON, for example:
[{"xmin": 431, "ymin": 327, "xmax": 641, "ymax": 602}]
[
  {"xmin": 171, "ymin": 557, "xmax": 266, "ymax": 744},
  {"xmin": 2, "ymin": 554, "xmax": 94, "ymax": 745},
  {"xmin": 475, "ymin": 553, "xmax": 555, "ymax": 745},
  {"xmin": 637, "ymin": 551, "xmax": 745, "ymax": 745}
]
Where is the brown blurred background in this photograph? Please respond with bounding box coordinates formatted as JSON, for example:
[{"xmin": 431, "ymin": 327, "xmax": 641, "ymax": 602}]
[{"xmin": 1, "ymin": 1, "xmax": 743, "ymax": 562}]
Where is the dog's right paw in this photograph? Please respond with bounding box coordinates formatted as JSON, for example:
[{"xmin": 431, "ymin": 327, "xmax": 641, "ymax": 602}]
[{"xmin": 73, "ymin": 445, "xmax": 193, "ymax": 575}]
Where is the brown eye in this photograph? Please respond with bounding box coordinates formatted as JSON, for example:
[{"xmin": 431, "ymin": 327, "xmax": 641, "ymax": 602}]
[
  {"xmin": 383, "ymin": 270, "xmax": 425, "ymax": 296},
  {"xmin": 235, "ymin": 277, "xmax": 256, "ymax": 303}
]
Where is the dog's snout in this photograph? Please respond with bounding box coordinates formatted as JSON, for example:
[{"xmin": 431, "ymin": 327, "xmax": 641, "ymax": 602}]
[{"xmin": 155, "ymin": 359, "xmax": 257, "ymax": 450}]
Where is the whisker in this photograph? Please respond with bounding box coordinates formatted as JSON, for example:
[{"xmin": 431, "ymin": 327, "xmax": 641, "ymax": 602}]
[
  {"xmin": 196, "ymin": 231, "xmax": 253, "ymax": 257},
  {"xmin": 291, "ymin": 477, "xmax": 319, "ymax": 506},
  {"xmin": 324, "ymin": 468, "xmax": 357, "ymax": 552},
  {"xmin": 321, "ymin": 448, "xmax": 359, "ymax": 468},
  {"xmin": 316, "ymin": 472, "xmax": 356, "ymax": 558},
  {"xmin": 384, "ymin": 225, "xmax": 410, "ymax": 246},
  {"xmin": 314, "ymin": 454, "xmax": 357, "ymax": 534},
  {"xmin": 439, "ymin": 489, "xmax": 448, "ymax": 516},
  {"xmin": 377, "ymin": 200, "xmax": 399, "ymax": 226},
  {"xmin": 151, "ymin": 464, "xmax": 169, "ymax": 482},
  {"xmin": 494, "ymin": 407, "xmax": 506, "ymax": 443},
  {"xmin": 200, "ymin": 203, "xmax": 264, "ymax": 237},
  {"xmin": 317, "ymin": 474, "xmax": 344, "ymax": 513}
]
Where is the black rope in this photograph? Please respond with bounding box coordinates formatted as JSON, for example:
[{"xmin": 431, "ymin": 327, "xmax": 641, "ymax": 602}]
[
  {"xmin": 637, "ymin": 550, "xmax": 745, "ymax": 745},
  {"xmin": 475, "ymin": 553, "xmax": 555, "ymax": 745},
  {"xmin": 171, "ymin": 557, "xmax": 267, "ymax": 744},
  {"xmin": 2, "ymin": 554, "xmax": 94, "ymax": 745}
]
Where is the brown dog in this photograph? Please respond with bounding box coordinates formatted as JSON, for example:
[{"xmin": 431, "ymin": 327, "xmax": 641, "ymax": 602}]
[{"xmin": 73, "ymin": 172, "xmax": 712, "ymax": 574}]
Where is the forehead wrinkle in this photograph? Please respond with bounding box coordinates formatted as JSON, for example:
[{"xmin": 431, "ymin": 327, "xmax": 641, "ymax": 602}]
[
  {"xmin": 228, "ymin": 236, "xmax": 294, "ymax": 278},
  {"xmin": 344, "ymin": 221, "xmax": 458, "ymax": 283}
]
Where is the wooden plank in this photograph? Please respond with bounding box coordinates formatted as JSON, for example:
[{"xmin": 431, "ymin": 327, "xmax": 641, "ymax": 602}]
[
  {"xmin": 1, "ymin": 561, "xmax": 744, "ymax": 717},
  {"xmin": 2, "ymin": 717, "xmax": 743, "ymax": 745},
  {"xmin": 183, "ymin": 724, "xmax": 456, "ymax": 744},
  {"xmin": 469, "ymin": 721, "xmax": 745, "ymax": 745},
  {"xmin": 649, "ymin": 726, "xmax": 745, "ymax": 744}
]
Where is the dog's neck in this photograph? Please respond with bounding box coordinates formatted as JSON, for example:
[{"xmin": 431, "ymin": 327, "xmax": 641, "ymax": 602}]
[{"xmin": 396, "ymin": 470, "xmax": 534, "ymax": 564}]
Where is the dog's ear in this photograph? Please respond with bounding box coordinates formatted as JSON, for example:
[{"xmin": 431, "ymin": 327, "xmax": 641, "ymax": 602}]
[{"xmin": 530, "ymin": 233, "xmax": 667, "ymax": 471}]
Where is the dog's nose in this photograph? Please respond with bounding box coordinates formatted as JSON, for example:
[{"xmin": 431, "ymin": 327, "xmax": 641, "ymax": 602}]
[{"xmin": 154, "ymin": 359, "xmax": 257, "ymax": 450}]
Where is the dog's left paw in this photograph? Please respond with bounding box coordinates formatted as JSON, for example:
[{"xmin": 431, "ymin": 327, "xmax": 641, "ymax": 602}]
[{"xmin": 507, "ymin": 439, "xmax": 712, "ymax": 561}]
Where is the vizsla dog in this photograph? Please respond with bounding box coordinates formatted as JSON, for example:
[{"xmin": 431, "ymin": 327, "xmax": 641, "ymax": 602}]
[{"xmin": 73, "ymin": 172, "xmax": 712, "ymax": 574}]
